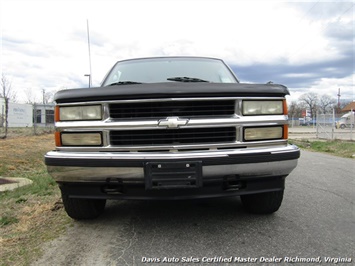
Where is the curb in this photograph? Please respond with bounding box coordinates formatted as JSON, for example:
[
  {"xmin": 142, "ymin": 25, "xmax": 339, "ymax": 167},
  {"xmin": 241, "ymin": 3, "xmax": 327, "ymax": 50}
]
[{"xmin": 0, "ymin": 177, "xmax": 33, "ymax": 192}]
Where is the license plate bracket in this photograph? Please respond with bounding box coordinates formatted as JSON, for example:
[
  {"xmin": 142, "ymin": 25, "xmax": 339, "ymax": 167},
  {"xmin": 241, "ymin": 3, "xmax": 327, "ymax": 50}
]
[{"xmin": 145, "ymin": 161, "xmax": 202, "ymax": 190}]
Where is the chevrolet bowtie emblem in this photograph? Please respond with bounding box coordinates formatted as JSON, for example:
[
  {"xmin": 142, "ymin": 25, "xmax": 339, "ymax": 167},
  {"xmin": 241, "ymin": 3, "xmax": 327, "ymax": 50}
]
[{"xmin": 158, "ymin": 117, "xmax": 189, "ymax": 129}]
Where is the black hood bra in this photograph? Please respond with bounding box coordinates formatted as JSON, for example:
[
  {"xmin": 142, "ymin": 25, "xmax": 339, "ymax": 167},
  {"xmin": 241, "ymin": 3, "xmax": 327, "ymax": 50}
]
[{"xmin": 54, "ymin": 82, "xmax": 289, "ymax": 103}]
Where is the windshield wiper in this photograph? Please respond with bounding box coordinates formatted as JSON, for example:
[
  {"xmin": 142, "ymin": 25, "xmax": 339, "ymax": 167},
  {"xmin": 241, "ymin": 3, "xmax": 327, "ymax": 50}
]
[
  {"xmin": 167, "ymin": 77, "xmax": 210, "ymax": 83},
  {"xmin": 107, "ymin": 81, "xmax": 142, "ymax": 86}
]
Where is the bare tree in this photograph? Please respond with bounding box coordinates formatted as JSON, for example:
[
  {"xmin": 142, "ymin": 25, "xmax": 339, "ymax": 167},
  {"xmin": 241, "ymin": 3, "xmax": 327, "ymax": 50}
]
[
  {"xmin": 43, "ymin": 89, "xmax": 55, "ymax": 104},
  {"xmin": 288, "ymin": 101, "xmax": 304, "ymax": 118},
  {"xmin": 0, "ymin": 74, "xmax": 17, "ymax": 139},
  {"xmin": 318, "ymin": 94, "xmax": 336, "ymax": 114},
  {"xmin": 25, "ymin": 88, "xmax": 55, "ymax": 104},
  {"xmin": 299, "ymin": 92, "xmax": 319, "ymax": 118},
  {"xmin": 25, "ymin": 88, "xmax": 38, "ymax": 104}
]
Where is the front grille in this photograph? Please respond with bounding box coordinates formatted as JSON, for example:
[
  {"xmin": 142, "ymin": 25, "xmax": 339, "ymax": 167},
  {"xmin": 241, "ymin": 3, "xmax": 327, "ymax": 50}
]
[
  {"xmin": 110, "ymin": 127, "xmax": 236, "ymax": 146},
  {"xmin": 109, "ymin": 100, "xmax": 235, "ymax": 119}
]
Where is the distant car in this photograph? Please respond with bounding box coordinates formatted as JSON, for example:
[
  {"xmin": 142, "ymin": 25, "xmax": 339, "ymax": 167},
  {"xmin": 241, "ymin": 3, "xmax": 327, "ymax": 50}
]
[{"xmin": 299, "ymin": 118, "xmax": 315, "ymax": 126}]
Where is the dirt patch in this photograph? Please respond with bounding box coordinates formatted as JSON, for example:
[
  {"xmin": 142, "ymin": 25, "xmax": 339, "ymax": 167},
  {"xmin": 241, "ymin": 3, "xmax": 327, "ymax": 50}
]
[{"xmin": 0, "ymin": 134, "xmax": 54, "ymax": 176}]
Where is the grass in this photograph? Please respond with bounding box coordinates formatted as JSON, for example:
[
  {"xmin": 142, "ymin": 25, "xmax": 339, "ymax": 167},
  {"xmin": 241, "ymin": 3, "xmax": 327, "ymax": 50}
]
[
  {"xmin": 0, "ymin": 127, "xmax": 54, "ymax": 138},
  {"xmin": 0, "ymin": 215, "xmax": 19, "ymax": 227},
  {"xmin": 290, "ymin": 139, "xmax": 355, "ymax": 158},
  {"xmin": 0, "ymin": 133, "xmax": 71, "ymax": 266}
]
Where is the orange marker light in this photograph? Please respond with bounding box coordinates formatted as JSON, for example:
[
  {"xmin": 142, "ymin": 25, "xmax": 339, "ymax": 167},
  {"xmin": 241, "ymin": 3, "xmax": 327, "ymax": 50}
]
[
  {"xmin": 55, "ymin": 131, "xmax": 61, "ymax": 146},
  {"xmin": 55, "ymin": 106, "xmax": 60, "ymax": 122}
]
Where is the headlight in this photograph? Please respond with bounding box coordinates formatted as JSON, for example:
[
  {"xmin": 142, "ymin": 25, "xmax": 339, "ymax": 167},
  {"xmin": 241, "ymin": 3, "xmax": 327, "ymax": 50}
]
[
  {"xmin": 59, "ymin": 105, "xmax": 102, "ymax": 121},
  {"xmin": 244, "ymin": 126, "xmax": 284, "ymax": 141},
  {"xmin": 243, "ymin": 100, "xmax": 284, "ymax": 115},
  {"xmin": 61, "ymin": 133, "xmax": 102, "ymax": 146}
]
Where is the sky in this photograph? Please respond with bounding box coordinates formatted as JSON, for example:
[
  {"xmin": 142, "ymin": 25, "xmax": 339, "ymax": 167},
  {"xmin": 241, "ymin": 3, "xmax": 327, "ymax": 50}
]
[{"xmin": 1, "ymin": 0, "xmax": 354, "ymax": 104}]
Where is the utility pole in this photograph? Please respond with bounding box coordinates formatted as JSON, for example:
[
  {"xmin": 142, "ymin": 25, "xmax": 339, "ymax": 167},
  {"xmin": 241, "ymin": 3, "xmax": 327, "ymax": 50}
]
[
  {"xmin": 337, "ymin": 88, "xmax": 341, "ymax": 109},
  {"xmin": 42, "ymin": 88, "xmax": 45, "ymax": 104},
  {"xmin": 87, "ymin": 19, "xmax": 92, "ymax": 88}
]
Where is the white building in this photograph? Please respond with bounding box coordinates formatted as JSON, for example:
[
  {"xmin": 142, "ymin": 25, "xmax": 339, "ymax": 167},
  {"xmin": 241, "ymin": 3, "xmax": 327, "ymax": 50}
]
[
  {"xmin": 0, "ymin": 98, "xmax": 55, "ymax": 128},
  {"xmin": 0, "ymin": 98, "xmax": 33, "ymax": 127},
  {"xmin": 33, "ymin": 104, "xmax": 55, "ymax": 126}
]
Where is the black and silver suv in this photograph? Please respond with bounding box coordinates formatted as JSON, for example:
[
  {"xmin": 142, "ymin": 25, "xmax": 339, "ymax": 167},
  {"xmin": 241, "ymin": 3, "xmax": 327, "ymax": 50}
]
[{"xmin": 45, "ymin": 57, "xmax": 300, "ymax": 219}]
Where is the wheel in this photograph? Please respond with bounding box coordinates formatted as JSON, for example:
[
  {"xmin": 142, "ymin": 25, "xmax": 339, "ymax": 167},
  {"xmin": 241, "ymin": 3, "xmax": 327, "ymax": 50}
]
[
  {"xmin": 241, "ymin": 190, "xmax": 284, "ymax": 214},
  {"xmin": 61, "ymin": 189, "xmax": 106, "ymax": 220},
  {"xmin": 340, "ymin": 124, "xmax": 346, "ymax": 129}
]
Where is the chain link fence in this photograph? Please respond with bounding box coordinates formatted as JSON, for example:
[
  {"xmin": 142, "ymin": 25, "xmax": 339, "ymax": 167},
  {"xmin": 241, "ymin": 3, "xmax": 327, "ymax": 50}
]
[
  {"xmin": 289, "ymin": 111, "xmax": 354, "ymax": 141},
  {"xmin": 316, "ymin": 112, "xmax": 354, "ymax": 141},
  {"xmin": 316, "ymin": 113, "xmax": 337, "ymax": 140}
]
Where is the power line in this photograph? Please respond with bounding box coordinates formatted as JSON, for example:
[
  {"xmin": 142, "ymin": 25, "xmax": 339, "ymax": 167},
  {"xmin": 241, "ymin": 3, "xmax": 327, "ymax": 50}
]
[
  {"xmin": 260, "ymin": 1, "xmax": 321, "ymax": 60},
  {"xmin": 296, "ymin": 0, "xmax": 320, "ymax": 25},
  {"xmin": 287, "ymin": 2, "xmax": 354, "ymax": 60}
]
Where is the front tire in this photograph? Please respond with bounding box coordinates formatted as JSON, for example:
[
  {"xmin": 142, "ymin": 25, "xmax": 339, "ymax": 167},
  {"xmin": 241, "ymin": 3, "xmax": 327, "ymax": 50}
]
[
  {"xmin": 241, "ymin": 190, "xmax": 284, "ymax": 214},
  {"xmin": 61, "ymin": 189, "xmax": 106, "ymax": 220}
]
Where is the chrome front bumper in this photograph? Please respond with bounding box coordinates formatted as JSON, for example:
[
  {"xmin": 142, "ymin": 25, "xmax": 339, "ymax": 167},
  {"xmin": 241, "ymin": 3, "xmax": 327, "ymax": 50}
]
[{"xmin": 45, "ymin": 145, "xmax": 300, "ymax": 182}]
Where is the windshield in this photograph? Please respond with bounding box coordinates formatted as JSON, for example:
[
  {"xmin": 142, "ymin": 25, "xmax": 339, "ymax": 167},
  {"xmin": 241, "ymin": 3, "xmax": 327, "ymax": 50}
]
[{"xmin": 101, "ymin": 57, "xmax": 238, "ymax": 86}]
